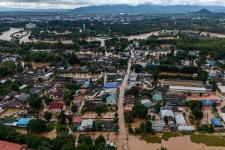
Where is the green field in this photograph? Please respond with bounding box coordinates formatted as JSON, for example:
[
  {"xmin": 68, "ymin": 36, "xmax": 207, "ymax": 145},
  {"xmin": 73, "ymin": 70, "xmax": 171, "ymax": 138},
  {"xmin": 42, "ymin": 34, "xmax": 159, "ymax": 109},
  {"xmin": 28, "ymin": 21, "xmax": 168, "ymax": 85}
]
[
  {"xmin": 190, "ymin": 134, "xmax": 225, "ymax": 147},
  {"xmin": 161, "ymin": 132, "xmax": 181, "ymax": 141},
  {"xmin": 140, "ymin": 134, "xmax": 162, "ymax": 143}
]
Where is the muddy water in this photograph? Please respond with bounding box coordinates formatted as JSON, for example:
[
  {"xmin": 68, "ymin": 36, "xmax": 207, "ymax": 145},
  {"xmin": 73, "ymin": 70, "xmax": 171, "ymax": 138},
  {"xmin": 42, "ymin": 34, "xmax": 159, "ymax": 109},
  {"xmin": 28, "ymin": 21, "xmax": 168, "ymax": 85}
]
[
  {"xmin": 0, "ymin": 28, "xmax": 23, "ymax": 41},
  {"xmin": 128, "ymin": 135, "xmax": 225, "ymax": 150}
]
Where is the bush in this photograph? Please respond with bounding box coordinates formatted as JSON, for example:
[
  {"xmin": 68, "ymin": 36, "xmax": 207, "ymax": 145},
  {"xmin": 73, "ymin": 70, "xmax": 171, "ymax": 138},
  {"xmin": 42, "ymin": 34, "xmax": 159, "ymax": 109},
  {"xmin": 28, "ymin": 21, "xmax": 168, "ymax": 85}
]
[{"xmin": 27, "ymin": 119, "xmax": 47, "ymax": 134}]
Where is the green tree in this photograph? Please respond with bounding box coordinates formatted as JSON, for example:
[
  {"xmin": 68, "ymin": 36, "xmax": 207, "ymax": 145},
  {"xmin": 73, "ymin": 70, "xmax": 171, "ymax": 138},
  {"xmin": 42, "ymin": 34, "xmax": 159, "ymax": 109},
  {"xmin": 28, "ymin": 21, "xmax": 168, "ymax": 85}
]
[
  {"xmin": 133, "ymin": 104, "xmax": 148, "ymax": 118},
  {"xmin": 131, "ymin": 64, "xmax": 144, "ymax": 73},
  {"xmin": 197, "ymin": 69, "xmax": 208, "ymax": 83},
  {"xmin": 27, "ymin": 119, "xmax": 47, "ymax": 134},
  {"xmin": 78, "ymin": 135, "xmax": 93, "ymax": 145},
  {"xmin": 28, "ymin": 95, "xmax": 43, "ymax": 112},
  {"xmin": 44, "ymin": 111, "xmax": 53, "ymax": 123},
  {"xmin": 58, "ymin": 111, "xmax": 67, "ymax": 124},
  {"xmin": 95, "ymin": 135, "xmax": 106, "ymax": 146},
  {"xmin": 94, "ymin": 105, "xmax": 107, "ymax": 116},
  {"xmin": 71, "ymin": 104, "xmax": 78, "ymax": 114}
]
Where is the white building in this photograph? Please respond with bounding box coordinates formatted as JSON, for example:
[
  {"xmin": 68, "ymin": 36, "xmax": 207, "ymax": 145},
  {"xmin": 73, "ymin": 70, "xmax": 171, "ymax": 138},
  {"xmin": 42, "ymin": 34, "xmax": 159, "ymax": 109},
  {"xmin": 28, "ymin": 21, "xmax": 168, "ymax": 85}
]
[
  {"xmin": 26, "ymin": 23, "xmax": 36, "ymax": 29},
  {"xmin": 174, "ymin": 112, "xmax": 187, "ymax": 125},
  {"xmin": 169, "ymin": 86, "xmax": 206, "ymax": 94},
  {"xmin": 80, "ymin": 119, "xmax": 93, "ymax": 131},
  {"xmin": 151, "ymin": 120, "xmax": 165, "ymax": 132}
]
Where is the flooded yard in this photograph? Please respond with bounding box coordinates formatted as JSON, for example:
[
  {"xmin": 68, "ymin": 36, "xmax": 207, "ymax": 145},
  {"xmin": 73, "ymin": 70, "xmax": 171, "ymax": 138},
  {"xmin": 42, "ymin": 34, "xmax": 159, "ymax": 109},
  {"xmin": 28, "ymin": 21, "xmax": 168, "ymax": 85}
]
[
  {"xmin": 81, "ymin": 111, "xmax": 115, "ymax": 119},
  {"xmin": 0, "ymin": 108, "xmax": 21, "ymax": 118},
  {"xmin": 31, "ymin": 62, "xmax": 50, "ymax": 69},
  {"xmin": 0, "ymin": 28, "xmax": 23, "ymax": 41}
]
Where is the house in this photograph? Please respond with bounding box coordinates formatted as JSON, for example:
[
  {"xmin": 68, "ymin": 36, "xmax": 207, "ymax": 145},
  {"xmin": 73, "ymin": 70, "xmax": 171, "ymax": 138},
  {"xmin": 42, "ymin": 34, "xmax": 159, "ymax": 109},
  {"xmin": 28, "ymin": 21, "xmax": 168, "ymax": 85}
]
[
  {"xmin": 74, "ymin": 96, "xmax": 84, "ymax": 106},
  {"xmin": 160, "ymin": 107, "xmax": 175, "ymax": 119},
  {"xmin": 106, "ymin": 94, "xmax": 117, "ymax": 105},
  {"xmin": 129, "ymin": 74, "xmax": 137, "ymax": 82},
  {"xmin": 26, "ymin": 23, "xmax": 36, "ymax": 29},
  {"xmin": 174, "ymin": 112, "xmax": 187, "ymax": 125},
  {"xmin": 0, "ymin": 140, "xmax": 27, "ymax": 150},
  {"xmin": 6, "ymin": 100, "xmax": 23, "ymax": 109},
  {"xmin": 140, "ymin": 99, "xmax": 152, "ymax": 108},
  {"xmin": 52, "ymin": 88, "xmax": 63, "ymax": 100},
  {"xmin": 125, "ymin": 95, "xmax": 135, "ymax": 105},
  {"xmin": 49, "ymin": 102, "xmax": 64, "ymax": 113},
  {"xmin": 163, "ymin": 94, "xmax": 186, "ymax": 106},
  {"xmin": 17, "ymin": 118, "xmax": 33, "ymax": 127},
  {"xmin": 79, "ymin": 119, "xmax": 94, "ymax": 131},
  {"xmin": 104, "ymin": 88, "xmax": 118, "ymax": 94},
  {"xmin": 17, "ymin": 93, "xmax": 30, "ymax": 102},
  {"xmin": 169, "ymin": 86, "xmax": 206, "ymax": 94},
  {"xmin": 151, "ymin": 120, "xmax": 165, "ymax": 132}
]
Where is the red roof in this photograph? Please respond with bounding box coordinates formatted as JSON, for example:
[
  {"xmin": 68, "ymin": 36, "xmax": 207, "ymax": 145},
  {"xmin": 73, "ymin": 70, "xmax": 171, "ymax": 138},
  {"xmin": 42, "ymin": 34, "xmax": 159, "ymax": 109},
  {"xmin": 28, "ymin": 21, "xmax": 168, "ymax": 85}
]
[
  {"xmin": 0, "ymin": 140, "xmax": 27, "ymax": 150},
  {"xmin": 73, "ymin": 116, "xmax": 82, "ymax": 124},
  {"xmin": 49, "ymin": 102, "xmax": 64, "ymax": 110}
]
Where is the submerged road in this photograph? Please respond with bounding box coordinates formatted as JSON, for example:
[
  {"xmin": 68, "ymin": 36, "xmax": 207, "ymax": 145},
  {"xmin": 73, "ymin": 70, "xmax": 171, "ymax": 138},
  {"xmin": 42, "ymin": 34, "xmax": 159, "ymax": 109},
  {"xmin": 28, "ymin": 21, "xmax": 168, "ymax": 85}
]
[{"xmin": 117, "ymin": 49, "xmax": 133, "ymax": 150}]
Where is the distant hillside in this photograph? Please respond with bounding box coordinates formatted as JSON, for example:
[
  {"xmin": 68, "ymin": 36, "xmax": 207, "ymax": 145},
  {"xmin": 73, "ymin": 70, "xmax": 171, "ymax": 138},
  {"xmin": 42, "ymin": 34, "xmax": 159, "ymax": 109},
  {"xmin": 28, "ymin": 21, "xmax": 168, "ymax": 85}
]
[
  {"xmin": 69, "ymin": 4, "xmax": 225, "ymax": 14},
  {"xmin": 191, "ymin": 8, "xmax": 225, "ymax": 18},
  {"xmin": 0, "ymin": 7, "xmax": 68, "ymax": 13}
]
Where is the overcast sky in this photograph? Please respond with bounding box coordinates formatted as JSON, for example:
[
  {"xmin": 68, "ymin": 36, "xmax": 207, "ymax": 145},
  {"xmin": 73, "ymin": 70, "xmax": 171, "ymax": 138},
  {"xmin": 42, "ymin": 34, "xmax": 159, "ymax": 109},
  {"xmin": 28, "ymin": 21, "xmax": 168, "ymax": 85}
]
[{"xmin": 0, "ymin": 0, "xmax": 224, "ymax": 9}]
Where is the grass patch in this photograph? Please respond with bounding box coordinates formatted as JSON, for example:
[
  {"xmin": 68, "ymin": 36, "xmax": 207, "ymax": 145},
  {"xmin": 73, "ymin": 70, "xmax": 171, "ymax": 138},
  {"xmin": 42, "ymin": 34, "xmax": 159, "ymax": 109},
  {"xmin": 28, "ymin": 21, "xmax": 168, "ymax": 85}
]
[
  {"xmin": 162, "ymin": 132, "xmax": 181, "ymax": 141},
  {"xmin": 140, "ymin": 134, "xmax": 161, "ymax": 144},
  {"xmin": 190, "ymin": 134, "xmax": 225, "ymax": 147}
]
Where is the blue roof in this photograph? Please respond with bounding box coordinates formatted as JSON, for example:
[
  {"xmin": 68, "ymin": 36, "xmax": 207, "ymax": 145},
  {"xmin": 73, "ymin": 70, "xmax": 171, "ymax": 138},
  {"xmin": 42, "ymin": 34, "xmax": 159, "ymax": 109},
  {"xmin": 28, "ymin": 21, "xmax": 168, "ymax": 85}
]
[
  {"xmin": 201, "ymin": 100, "xmax": 217, "ymax": 106},
  {"xmin": 104, "ymin": 82, "xmax": 119, "ymax": 89},
  {"xmin": 211, "ymin": 118, "xmax": 223, "ymax": 127},
  {"xmin": 17, "ymin": 118, "xmax": 33, "ymax": 126}
]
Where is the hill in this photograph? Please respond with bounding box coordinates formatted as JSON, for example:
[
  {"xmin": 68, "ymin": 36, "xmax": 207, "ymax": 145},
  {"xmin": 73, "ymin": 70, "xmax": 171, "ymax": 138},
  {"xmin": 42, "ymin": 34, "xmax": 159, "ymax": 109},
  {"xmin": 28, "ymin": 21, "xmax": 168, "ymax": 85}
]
[{"xmin": 69, "ymin": 4, "xmax": 225, "ymax": 14}]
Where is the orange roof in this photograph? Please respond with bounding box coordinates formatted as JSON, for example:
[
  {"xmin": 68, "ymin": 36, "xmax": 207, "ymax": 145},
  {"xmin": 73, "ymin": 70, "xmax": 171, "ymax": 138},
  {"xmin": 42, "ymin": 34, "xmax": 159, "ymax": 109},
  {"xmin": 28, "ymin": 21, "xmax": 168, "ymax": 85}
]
[{"xmin": 0, "ymin": 140, "xmax": 27, "ymax": 150}]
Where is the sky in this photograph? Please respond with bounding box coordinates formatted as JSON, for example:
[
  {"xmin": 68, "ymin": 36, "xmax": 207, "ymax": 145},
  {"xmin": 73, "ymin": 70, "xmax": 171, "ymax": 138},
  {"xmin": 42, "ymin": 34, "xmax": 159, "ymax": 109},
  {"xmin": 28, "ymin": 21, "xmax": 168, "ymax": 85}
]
[{"xmin": 0, "ymin": 0, "xmax": 224, "ymax": 9}]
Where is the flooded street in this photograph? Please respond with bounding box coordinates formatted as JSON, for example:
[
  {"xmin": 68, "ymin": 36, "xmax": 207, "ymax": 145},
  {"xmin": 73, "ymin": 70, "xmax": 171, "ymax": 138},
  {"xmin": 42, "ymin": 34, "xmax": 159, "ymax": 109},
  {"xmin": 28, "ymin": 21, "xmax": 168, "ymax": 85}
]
[{"xmin": 0, "ymin": 28, "xmax": 23, "ymax": 41}]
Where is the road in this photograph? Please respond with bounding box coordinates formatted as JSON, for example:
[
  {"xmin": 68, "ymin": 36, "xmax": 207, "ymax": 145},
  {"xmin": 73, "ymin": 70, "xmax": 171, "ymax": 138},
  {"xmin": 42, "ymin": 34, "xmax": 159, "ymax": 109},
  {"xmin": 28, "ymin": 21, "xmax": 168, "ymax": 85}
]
[{"xmin": 117, "ymin": 49, "xmax": 133, "ymax": 150}]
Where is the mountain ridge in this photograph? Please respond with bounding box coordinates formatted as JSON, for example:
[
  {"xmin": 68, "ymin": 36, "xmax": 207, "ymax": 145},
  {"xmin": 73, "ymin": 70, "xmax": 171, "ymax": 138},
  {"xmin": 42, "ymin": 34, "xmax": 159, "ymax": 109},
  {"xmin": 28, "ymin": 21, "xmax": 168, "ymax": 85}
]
[{"xmin": 69, "ymin": 4, "xmax": 225, "ymax": 14}]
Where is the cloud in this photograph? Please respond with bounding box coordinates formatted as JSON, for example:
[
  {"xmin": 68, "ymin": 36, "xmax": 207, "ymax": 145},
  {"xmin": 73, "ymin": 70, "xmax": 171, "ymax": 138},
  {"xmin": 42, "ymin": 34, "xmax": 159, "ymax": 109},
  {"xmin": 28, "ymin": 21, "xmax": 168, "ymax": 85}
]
[{"xmin": 0, "ymin": 0, "xmax": 224, "ymax": 9}]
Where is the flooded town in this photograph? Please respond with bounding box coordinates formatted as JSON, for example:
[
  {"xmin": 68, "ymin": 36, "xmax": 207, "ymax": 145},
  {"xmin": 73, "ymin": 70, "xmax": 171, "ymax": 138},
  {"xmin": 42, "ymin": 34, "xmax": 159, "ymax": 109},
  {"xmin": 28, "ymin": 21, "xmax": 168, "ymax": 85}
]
[{"xmin": 1, "ymin": 3, "xmax": 225, "ymax": 150}]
